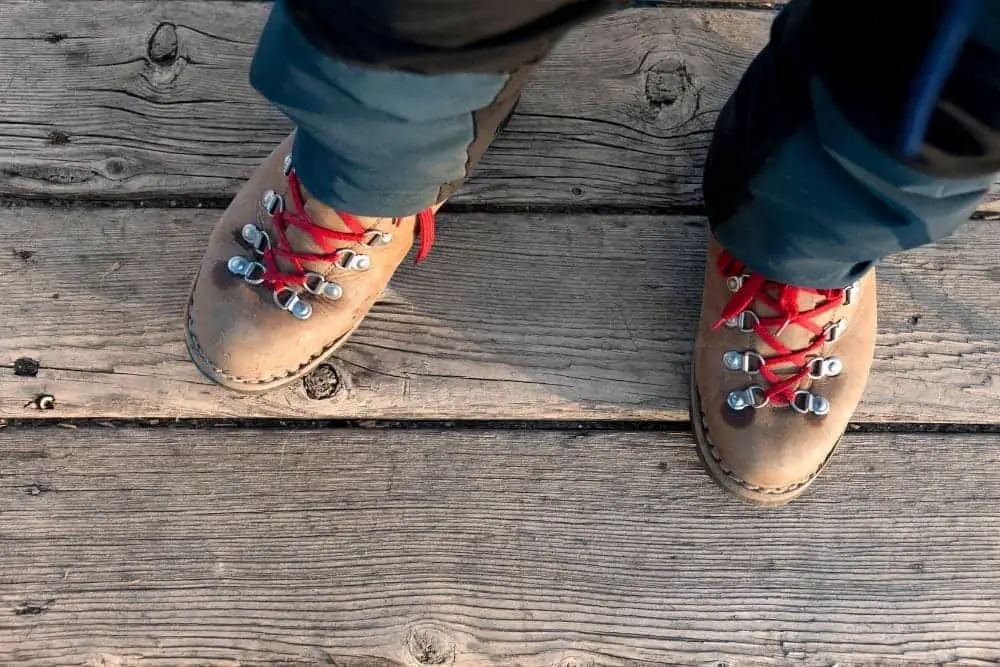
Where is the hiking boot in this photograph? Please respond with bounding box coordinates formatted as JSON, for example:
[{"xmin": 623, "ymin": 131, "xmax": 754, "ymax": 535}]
[
  {"xmin": 185, "ymin": 135, "xmax": 437, "ymax": 393},
  {"xmin": 691, "ymin": 239, "xmax": 876, "ymax": 505}
]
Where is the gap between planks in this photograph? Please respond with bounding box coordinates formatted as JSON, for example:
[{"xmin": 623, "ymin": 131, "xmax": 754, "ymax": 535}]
[
  {"xmin": 1, "ymin": 207, "xmax": 1000, "ymax": 422},
  {"xmin": 1, "ymin": 427, "xmax": 999, "ymax": 666}
]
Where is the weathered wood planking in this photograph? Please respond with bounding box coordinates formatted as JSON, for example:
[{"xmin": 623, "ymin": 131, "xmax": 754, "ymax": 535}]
[
  {"xmin": 5, "ymin": 2, "xmax": 997, "ymax": 211},
  {"xmin": 2, "ymin": 426, "xmax": 999, "ymax": 665},
  {"xmin": 0, "ymin": 3, "xmax": 767, "ymax": 207},
  {"xmin": 1, "ymin": 207, "xmax": 999, "ymax": 421}
]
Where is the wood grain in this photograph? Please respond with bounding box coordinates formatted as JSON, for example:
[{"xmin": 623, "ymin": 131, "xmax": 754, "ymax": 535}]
[
  {"xmin": 0, "ymin": 3, "xmax": 767, "ymax": 207},
  {"xmin": 2, "ymin": 426, "xmax": 999, "ymax": 666},
  {"xmin": 1, "ymin": 207, "xmax": 999, "ymax": 422},
  {"xmin": 5, "ymin": 2, "xmax": 996, "ymax": 211}
]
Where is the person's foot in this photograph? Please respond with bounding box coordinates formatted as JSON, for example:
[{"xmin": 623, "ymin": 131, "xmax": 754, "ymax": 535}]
[
  {"xmin": 691, "ymin": 239, "xmax": 876, "ymax": 505},
  {"xmin": 185, "ymin": 135, "xmax": 437, "ymax": 393}
]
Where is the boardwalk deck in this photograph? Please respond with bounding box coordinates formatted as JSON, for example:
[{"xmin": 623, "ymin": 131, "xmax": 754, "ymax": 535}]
[{"xmin": 1, "ymin": 1, "xmax": 999, "ymax": 665}]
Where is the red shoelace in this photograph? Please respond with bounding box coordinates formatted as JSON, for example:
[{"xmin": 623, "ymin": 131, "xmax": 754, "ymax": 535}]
[
  {"xmin": 710, "ymin": 251, "xmax": 849, "ymax": 407},
  {"xmin": 254, "ymin": 167, "xmax": 436, "ymax": 293}
]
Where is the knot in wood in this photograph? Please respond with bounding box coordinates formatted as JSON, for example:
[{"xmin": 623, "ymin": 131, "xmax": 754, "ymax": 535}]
[
  {"xmin": 645, "ymin": 58, "xmax": 691, "ymax": 107},
  {"xmin": 405, "ymin": 626, "xmax": 455, "ymax": 666},
  {"xmin": 13, "ymin": 357, "xmax": 40, "ymax": 377},
  {"xmin": 148, "ymin": 22, "xmax": 179, "ymax": 66},
  {"xmin": 303, "ymin": 363, "xmax": 342, "ymax": 400}
]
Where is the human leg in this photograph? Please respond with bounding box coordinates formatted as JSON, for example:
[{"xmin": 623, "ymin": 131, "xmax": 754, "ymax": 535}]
[
  {"xmin": 694, "ymin": 0, "xmax": 1000, "ymax": 504},
  {"xmin": 186, "ymin": 0, "xmax": 618, "ymax": 392}
]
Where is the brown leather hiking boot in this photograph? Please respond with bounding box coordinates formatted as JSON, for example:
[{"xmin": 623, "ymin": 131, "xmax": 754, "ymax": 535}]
[
  {"xmin": 691, "ymin": 239, "xmax": 876, "ymax": 506},
  {"xmin": 185, "ymin": 136, "xmax": 437, "ymax": 393}
]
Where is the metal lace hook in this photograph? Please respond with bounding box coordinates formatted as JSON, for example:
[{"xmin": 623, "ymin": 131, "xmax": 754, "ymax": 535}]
[
  {"xmin": 722, "ymin": 350, "xmax": 766, "ymax": 375},
  {"xmin": 791, "ymin": 390, "xmax": 830, "ymax": 416},
  {"xmin": 241, "ymin": 224, "xmax": 271, "ymax": 256},
  {"xmin": 273, "ymin": 287, "xmax": 313, "ymax": 320},
  {"xmin": 334, "ymin": 248, "xmax": 372, "ymax": 271},
  {"xmin": 302, "ymin": 272, "xmax": 344, "ymax": 300},
  {"xmin": 226, "ymin": 256, "xmax": 267, "ymax": 285},
  {"xmin": 726, "ymin": 385, "xmax": 769, "ymax": 411}
]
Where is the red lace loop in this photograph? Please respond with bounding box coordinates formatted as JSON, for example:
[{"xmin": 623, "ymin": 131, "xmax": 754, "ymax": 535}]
[
  {"xmin": 257, "ymin": 169, "xmax": 436, "ymax": 292},
  {"xmin": 711, "ymin": 251, "xmax": 846, "ymax": 406}
]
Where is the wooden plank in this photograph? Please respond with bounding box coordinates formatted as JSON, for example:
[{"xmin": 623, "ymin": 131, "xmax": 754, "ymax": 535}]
[
  {"xmin": 5, "ymin": 3, "xmax": 998, "ymax": 212},
  {"xmin": 0, "ymin": 3, "xmax": 769, "ymax": 207},
  {"xmin": 6, "ymin": 2, "xmax": 997, "ymax": 211},
  {"xmin": 1, "ymin": 207, "xmax": 999, "ymax": 422},
  {"xmin": 2, "ymin": 426, "xmax": 999, "ymax": 665}
]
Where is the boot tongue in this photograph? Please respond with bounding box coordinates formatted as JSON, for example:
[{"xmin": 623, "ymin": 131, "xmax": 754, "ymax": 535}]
[
  {"xmin": 275, "ymin": 193, "xmax": 374, "ymax": 275},
  {"xmin": 751, "ymin": 284, "xmax": 831, "ymax": 359}
]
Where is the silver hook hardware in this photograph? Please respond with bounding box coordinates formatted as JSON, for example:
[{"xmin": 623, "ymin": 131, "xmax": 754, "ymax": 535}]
[
  {"xmin": 241, "ymin": 223, "xmax": 271, "ymax": 256},
  {"xmin": 807, "ymin": 356, "xmax": 843, "ymax": 379},
  {"xmin": 725, "ymin": 310, "xmax": 760, "ymax": 333},
  {"xmin": 273, "ymin": 287, "xmax": 313, "ymax": 320},
  {"xmin": 723, "ymin": 350, "xmax": 766, "ymax": 374},
  {"xmin": 791, "ymin": 390, "xmax": 830, "ymax": 416},
  {"xmin": 726, "ymin": 274, "xmax": 751, "ymax": 293},
  {"xmin": 262, "ymin": 190, "xmax": 284, "ymax": 215},
  {"xmin": 302, "ymin": 272, "xmax": 344, "ymax": 300},
  {"xmin": 824, "ymin": 318, "xmax": 848, "ymax": 343},
  {"xmin": 843, "ymin": 281, "xmax": 859, "ymax": 306},
  {"xmin": 282, "ymin": 154, "xmax": 293, "ymax": 176},
  {"xmin": 727, "ymin": 385, "xmax": 769, "ymax": 411},
  {"xmin": 226, "ymin": 256, "xmax": 266, "ymax": 286},
  {"xmin": 362, "ymin": 230, "xmax": 393, "ymax": 248},
  {"xmin": 334, "ymin": 248, "xmax": 371, "ymax": 271}
]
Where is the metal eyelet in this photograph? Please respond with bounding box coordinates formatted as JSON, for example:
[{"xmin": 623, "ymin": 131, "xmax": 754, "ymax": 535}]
[
  {"xmin": 807, "ymin": 356, "xmax": 843, "ymax": 379},
  {"xmin": 824, "ymin": 318, "xmax": 848, "ymax": 343},
  {"xmin": 334, "ymin": 249, "xmax": 371, "ymax": 271},
  {"xmin": 241, "ymin": 223, "xmax": 271, "ymax": 256},
  {"xmin": 722, "ymin": 350, "xmax": 766, "ymax": 374},
  {"xmin": 302, "ymin": 272, "xmax": 344, "ymax": 300},
  {"xmin": 273, "ymin": 287, "xmax": 313, "ymax": 320},
  {"xmin": 791, "ymin": 390, "xmax": 830, "ymax": 416},
  {"xmin": 227, "ymin": 256, "xmax": 266, "ymax": 285},
  {"xmin": 725, "ymin": 310, "xmax": 760, "ymax": 332},
  {"xmin": 843, "ymin": 281, "xmax": 859, "ymax": 305},
  {"xmin": 727, "ymin": 385, "xmax": 769, "ymax": 411},
  {"xmin": 362, "ymin": 230, "xmax": 393, "ymax": 248},
  {"xmin": 726, "ymin": 274, "xmax": 750, "ymax": 292},
  {"xmin": 263, "ymin": 190, "xmax": 284, "ymax": 215},
  {"xmin": 282, "ymin": 154, "xmax": 293, "ymax": 176}
]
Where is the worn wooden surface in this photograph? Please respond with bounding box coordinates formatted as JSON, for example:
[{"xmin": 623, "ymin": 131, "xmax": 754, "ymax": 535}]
[
  {"xmin": 4, "ymin": 2, "xmax": 997, "ymax": 211},
  {"xmin": 2, "ymin": 426, "xmax": 999, "ymax": 666},
  {"xmin": 1, "ymin": 206, "xmax": 998, "ymax": 422},
  {"xmin": 3, "ymin": 1, "xmax": 1000, "ymax": 664},
  {"xmin": 0, "ymin": 3, "xmax": 785, "ymax": 207}
]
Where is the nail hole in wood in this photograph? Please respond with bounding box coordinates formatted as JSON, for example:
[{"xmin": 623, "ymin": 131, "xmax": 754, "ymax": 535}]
[{"xmin": 29, "ymin": 394, "xmax": 55, "ymax": 410}]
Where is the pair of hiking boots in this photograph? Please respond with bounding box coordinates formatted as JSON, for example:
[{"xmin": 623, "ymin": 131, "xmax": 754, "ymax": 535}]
[{"xmin": 185, "ymin": 137, "xmax": 875, "ymax": 506}]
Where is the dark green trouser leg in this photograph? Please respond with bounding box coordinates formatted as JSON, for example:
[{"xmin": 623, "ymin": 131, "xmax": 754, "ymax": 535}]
[{"xmin": 705, "ymin": 0, "xmax": 1000, "ymax": 289}]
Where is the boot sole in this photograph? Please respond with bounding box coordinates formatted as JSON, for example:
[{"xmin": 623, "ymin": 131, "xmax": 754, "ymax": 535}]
[
  {"xmin": 183, "ymin": 272, "xmax": 365, "ymax": 395},
  {"xmin": 689, "ymin": 363, "xmax": 839, "ymax": 507},
  {"xmin": 185, "ymin": 318, "xmax": 361, "ymax": 395}
]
